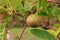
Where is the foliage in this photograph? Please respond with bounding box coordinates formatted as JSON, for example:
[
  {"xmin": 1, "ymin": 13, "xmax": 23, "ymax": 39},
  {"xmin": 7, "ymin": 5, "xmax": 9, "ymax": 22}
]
[
  {"xmin": 0, "ymin": 0, "xmax": 60, "ymax": 40},
  {"xmin": 30, "ymin": 29, "xmax": 57, "ymax": 40}
]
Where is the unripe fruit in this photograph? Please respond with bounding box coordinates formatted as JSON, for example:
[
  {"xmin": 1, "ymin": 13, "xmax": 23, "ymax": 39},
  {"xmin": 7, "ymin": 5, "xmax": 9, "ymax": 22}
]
[{"xmin": 26, "ymin": 14, "xmax": 40, "ymax": 27}]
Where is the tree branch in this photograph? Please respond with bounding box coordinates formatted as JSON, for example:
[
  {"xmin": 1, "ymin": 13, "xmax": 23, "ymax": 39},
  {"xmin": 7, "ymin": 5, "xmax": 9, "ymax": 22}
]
[{"xmin": 18, "ymin": 24, "xmax": 28, "ymax": 40}]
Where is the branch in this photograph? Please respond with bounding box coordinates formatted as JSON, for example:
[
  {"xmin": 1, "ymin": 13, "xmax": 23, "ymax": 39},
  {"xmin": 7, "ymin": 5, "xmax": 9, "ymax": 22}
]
[
  {"xmin": 47, "ymin": 0, "xmax": 60, "ymax": 4},
  {"xmin": 16, "ymin": 14, "xmax": 25, "ymax": 17},
  {"xmin": 18, "ymin": 24, "xmax": 28, "ymax": 40},
  {"xmin": 57, "ymin": 32, "xmax": 60, "ymax": 40}
]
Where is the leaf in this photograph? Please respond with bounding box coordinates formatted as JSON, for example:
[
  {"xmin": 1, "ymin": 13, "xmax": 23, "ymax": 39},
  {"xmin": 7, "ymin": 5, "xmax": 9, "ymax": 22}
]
[
  {"xmin": 39, "ymin": 0, "xmax": 48, "ymax": 14},
  {"xmin": 0, "ymin": 23, "xmax": 3, "ymax": 32},
  {"xmin": 38, "ymin": 0, "xmax": 50, "ymax": 16},
  {"xmin": 47, "ymin": 6, "xmax": 59, "ymax": 17},
  {"xmin": 56, "ymin": 27, "xmax": 60, "ymax": 37},
  {"xmin": 30, "ymin": 29, "xmax": 57, "ymax": 40},
  {"xmin": 0, "ymin": 0, "xmax": 3, "ymax": 5},
  {"xmin": 58, "ymin": 17, "xmax": 60, "ymax": 22},
  {"xmin": 9, "ymin": 0, "xmax": 24, "ymax": 13},
  {"xmin": 54, "ymin": 24, "xmax": 60, "ymax": 28},
  {"xmin": 47, "ymin": 29, "xmax": 57, "ymax": 37},
  {"xmin": 0, "ymin": 0, "xmax": 11, "ymax": 7},
  {"xmin": 38, "ymin": 10, "xmax": 48, "ymax": 16},
  {"xmin": 24, "ymin": 0, "xmax": 37, "ymax": 11}
]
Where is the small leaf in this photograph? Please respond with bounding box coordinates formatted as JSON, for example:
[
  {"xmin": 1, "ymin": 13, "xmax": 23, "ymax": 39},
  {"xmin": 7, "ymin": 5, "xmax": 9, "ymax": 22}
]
[
  {"xmin": 24, "ymin": 0, "xmax": 37, "ymax": 11},
  {"xmin": 58, "ymin": 17, "xmax": 60, "ymax": 22},
  {"xmin": 47, "ymin": 29, "xmax": 57, "ymax": 37},
  {"xmin": 39, "ymin": 0, "xmax": 48, "ymax": 14},
  {"xmin": 54, "ymin": 24, "xmax": 60, "ymax": 28},
  {"xmin": 30, "ymin": 29, "xmax": 57, "ymax": 40},
  {"xmin": 9, "ymin": 0, "xmax": 24, "ymax": 13},
  {"xmin": 38, "ymin": 11, "xmax": 48, "ymax": 16},
  {"xmin": 56, "ymin": 27, "xmax": 60, "ymax": 37}
]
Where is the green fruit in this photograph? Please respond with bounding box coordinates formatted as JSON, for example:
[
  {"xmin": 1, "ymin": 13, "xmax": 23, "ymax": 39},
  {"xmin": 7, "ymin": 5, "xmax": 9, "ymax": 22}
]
[{"xmin": 26, "ymin": 14, "xmax": 40, "ymax": 27}]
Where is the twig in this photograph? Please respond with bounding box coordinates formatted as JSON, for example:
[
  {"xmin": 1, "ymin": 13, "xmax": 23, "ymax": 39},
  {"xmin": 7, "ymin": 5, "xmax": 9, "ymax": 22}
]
[
  {"xmin": 47, "ymin": 0, "xmax": 60, "ymax": 4},
  {"xmin": 57, "ymin": 32, "xmax": 60, "ymax": 40},
  {"xmin": 17, "ymin": 14, "xmax": 24, "ymax": 17},
  {"xmin": 18, "ymin": 24, "xmax": 28, "ymax": 40}
]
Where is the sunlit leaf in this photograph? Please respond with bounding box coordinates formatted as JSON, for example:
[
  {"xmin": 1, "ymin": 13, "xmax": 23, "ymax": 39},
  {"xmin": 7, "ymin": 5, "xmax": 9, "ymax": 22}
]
[
  {"xmin": 56, "ymin": 27, "xmax": 60, "ymax": 37},
  {"xmin": 47, "ymin": 29, "xmax": 57, "ymax": 37}
]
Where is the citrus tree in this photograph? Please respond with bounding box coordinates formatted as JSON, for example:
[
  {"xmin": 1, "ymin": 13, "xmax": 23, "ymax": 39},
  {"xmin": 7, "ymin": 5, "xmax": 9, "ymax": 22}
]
[{"xmin": 0, "ymin": 0, "xmax": 60, "ymax": 40}]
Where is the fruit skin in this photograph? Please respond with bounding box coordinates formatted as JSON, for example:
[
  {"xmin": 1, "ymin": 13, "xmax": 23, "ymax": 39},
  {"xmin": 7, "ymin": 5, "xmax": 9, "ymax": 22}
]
[{"xmin": 26, "ymin": 14, "xmax": 41, "ymax": 27}]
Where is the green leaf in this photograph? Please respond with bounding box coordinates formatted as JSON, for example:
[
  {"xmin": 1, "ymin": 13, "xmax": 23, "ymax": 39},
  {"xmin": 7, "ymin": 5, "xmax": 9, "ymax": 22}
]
[
  {"xmin": 24, "ymin": 0, "xmax": 37, "ymax": 11},
  {"xmin": 39, "ymin": 0, "xmax": 47, "ymax": 7},
  {"xmin": 2, "ymin": 24, "xmax": 7, "ymax": 40},
  {"xmin": 56, "ymin": 27, "xmax": 60, "ymax": 37},
  {"xmin": 47, "ymin": 29, "xmax": 57, "ymax": 37},
  {"xmin": 0, "ymin": 23, "xmax": 3, "ymax": 32},
  {"xmin": 39, "ymin": 0, "xmax": 48, "ymax": 14},
  {"xmin": 0, "ymin": 0, "xmax": 24, "ymax": 13},
  {"xmin": 9, "ymin": 0, "xmax": 24, "ymax": 13},
  {"xmin": 30, "ymin": 29, "xmax": 57, "ymax": 40},
  {"xmin": 54, "ymin": 24, "xmax": 60, "ymax": 28},
  {"xmin": 4, "ymin": 16, "xmax": 12, "ymax": 23},
  {"xmin": 58, "ymin": 17, "xmax": 60, "ymax": 22},
  {"xmin": 47, "ymin": 6, "xmax": 59, "ymax": 17},
  {"xmin": 38, "ymin": 11, "xmax": 48, "ymax": 16},
  {"xmin": 0, "ymin": 0, "xmax": 11, "ymax": 7}
]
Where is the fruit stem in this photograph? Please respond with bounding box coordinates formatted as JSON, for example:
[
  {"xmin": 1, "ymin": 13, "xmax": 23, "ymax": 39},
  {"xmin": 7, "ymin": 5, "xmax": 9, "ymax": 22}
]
[{"xmin": 18, "ymin": 24, "xmax": 27, "ymax": 40}]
